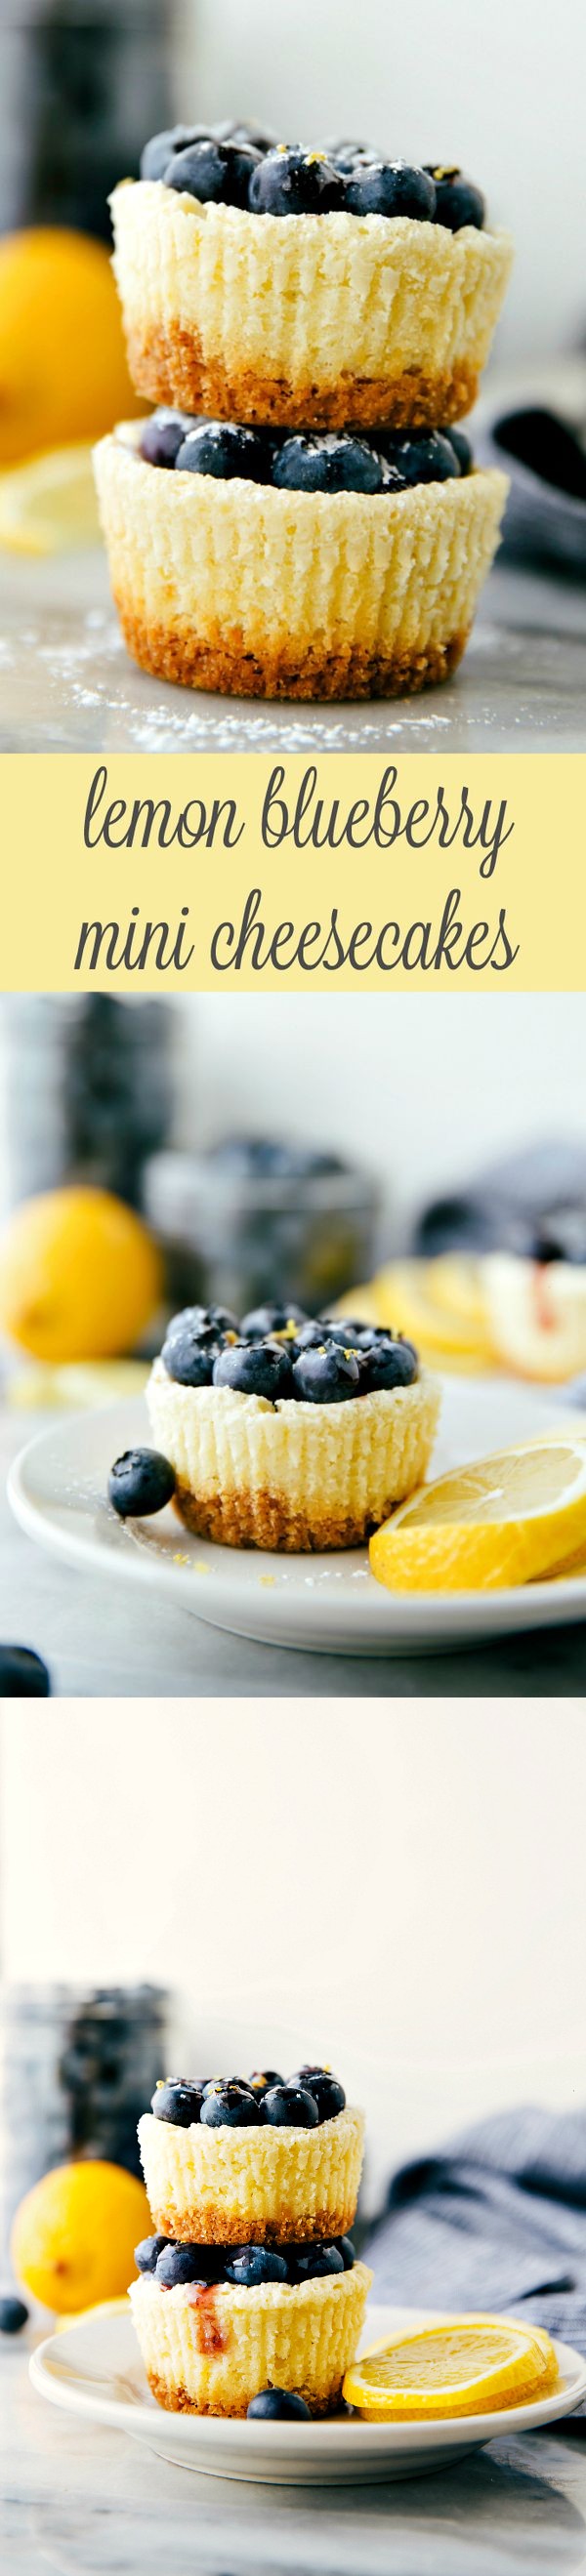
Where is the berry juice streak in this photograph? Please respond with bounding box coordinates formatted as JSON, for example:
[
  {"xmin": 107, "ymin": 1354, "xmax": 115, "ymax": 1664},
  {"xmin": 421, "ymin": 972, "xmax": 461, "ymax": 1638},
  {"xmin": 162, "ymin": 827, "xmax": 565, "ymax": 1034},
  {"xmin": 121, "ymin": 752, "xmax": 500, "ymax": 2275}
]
[{"xmin": 188, "ymin": 2284, "xmax": 228, "ymax": 2356}]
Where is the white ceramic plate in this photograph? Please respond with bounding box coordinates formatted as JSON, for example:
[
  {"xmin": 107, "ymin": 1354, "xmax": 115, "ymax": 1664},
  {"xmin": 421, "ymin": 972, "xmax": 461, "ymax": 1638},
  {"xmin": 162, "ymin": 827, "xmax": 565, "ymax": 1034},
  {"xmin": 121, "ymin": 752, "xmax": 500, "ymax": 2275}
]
[
  {"xmin": 30, "ymin": 2300, "xmax": 586, "ymax": 2486},
  {"xmin": 9, "ymin": 1376, "xmax": 586, "ymax": 1658}
]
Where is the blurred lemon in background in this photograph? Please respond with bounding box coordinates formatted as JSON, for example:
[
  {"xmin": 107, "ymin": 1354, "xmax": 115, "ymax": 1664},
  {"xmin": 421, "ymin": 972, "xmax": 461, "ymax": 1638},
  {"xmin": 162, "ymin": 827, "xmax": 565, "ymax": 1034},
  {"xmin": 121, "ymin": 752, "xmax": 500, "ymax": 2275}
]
[
  {"xmin": 0, "ymin": 444, "xmax": 100, "ymax": 555},
  {"xmin": 0, "ymin": 226, "xmax": 144, "ymax": 468},
  {"xmin": 11, "ymin": 2160, "xmax": 149, "ymax": 2314},
  {"xmin": 0, "ymin": 1185, "xmax": 162, "ymax": 1361}
]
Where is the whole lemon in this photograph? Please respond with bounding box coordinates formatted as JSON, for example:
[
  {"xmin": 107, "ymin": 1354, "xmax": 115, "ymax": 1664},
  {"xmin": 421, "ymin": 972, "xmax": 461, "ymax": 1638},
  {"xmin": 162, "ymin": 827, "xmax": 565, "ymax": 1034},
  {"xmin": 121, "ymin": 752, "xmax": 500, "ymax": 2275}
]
[
  {"xmin": 11, "ymin": 2159, "xmax": 150, "ymax": 2314},
  {"xmin": 0, "ymin": 1185, "xmax": 162, "ymax": 1362},
  {"xmin": 0, "ymin": 227, "xmax": 144, "ymax": 467}
]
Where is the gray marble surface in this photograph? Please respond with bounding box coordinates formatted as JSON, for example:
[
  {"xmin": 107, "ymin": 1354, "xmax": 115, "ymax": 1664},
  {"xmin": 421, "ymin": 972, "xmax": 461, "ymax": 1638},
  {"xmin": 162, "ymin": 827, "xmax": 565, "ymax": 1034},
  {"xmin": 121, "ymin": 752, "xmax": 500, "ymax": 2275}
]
[
  {"xmin": 2, "ymin": 1405, "xmax": 586, "ymax": 1697},
  {"xmin": 1, "ymin": 548, "xmax": 585, "ymax": 753},
  {"xmin": 3, "ymin": 2333, "xmax": 586, "ymax": 2576}
]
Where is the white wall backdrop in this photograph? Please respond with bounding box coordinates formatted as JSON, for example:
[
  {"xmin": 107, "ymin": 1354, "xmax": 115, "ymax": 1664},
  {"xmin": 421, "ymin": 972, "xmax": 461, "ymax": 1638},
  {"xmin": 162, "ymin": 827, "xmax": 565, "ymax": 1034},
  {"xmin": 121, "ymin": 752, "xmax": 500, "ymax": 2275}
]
[
  {"xmin": 176, "ymin": 0, "xmax": 586, "ymax": 365},
  {"xmin": 2, "ymin": 1699, "xmax": 584, "ymax": 2211}
]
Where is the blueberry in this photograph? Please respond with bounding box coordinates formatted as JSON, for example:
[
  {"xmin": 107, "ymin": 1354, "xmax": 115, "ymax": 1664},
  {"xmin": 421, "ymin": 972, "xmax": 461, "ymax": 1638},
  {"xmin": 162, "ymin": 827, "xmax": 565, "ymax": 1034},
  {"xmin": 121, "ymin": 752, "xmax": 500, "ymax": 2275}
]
[
  {"xmin": 247, "ymin": 2388, "xmax": 311, "ymax": 2418},
  {"xmin": 135, "ymin": 2234, "xmax": 169, "ymax": 2274},
  {"xmin": 0, "ymin": 2296, "xmax": 28, "ymax": 2334},
  {"xmin": 288, "ymin": 2069, "xmax": 346, "ymax": 2122},
  {"xmin": 213, "ymin": 119, "xmax": 275, "ymax": 153},
  {"xmin": 360, "ymin": 1337, "xmax": 418, "ymax": 1391},
  {"xmin": 249, "ymin": 146, "xmax": 346, "ymax": 218},
  {"xmin": 324, "ymin": 137, "xmax": 374, "ymax": 171},
  {"xmin": 141, "ymin": 124, "xmax": 211, "ymax": 183},
  {"xmin": 444, "ymin": 426, "xmax": 473, "ymax": 475},
  {"xmin": 225, "ymin": 2245, "xmax": 289, "ymax": 2286},
  {"xmin": 381, "ymin": 429, "xmax": 460, "ymax": 486},
  {"xmin": 292, "ymin": 1347, "xmax": 360, "ymax": 1404},
  {"xmin": 273, "ymin": 432, "xmax": 388, "ymax": 496},
  {"xmin": 263, "ymin": 2084, "xmax": 319, "ymax": 2129},
  {"xmin": 140, "ymin": 409, "xmax": 191, "ymax": 470},
  {"xmin": 165, "ymin": 1303, "xmax": 239, "ymax": 1346},
  {"xmin": 248, "ymin": 2069, "xmax": 284, "ymax": 2095},
  {"xmin": 347, "ymin": 159, "xmax": 436, "ymax": 222},
  {"xmin": 161, "ymin": 1321, "xmax": 221, "ymax": 1386},
  {"xmin": 212, "ymin": 1341, "xmax": 294, "ymax": 1401},
  {"xmin": 201, "ymin": 2083, "xmax": 264, "ymax": 2128},
  {"xmin": 156, "ymin": 2243, "xmax": 218, "ymax": 2288},
  {"xmin": 151, "ymin": 2080, "xmax": 206, "ymax": 2126},
  {"xmin": 164, "ymin": 137, "xmax": 262, "ymax": 209},
  {"xmin": 333, "ymin": 2236, "xmax": 356, "ymax": 2270},
  {"xmin": 240, "ymin": 1304, "xmax": 307, "ymax": 1340},
  {"xmin": 291, "ymin": 2242, "xmax": 345, "ymax": 2280},
  {"xmin": 318, "ymin": 1318, "xmax": 375, "ymax": 1349},
  {"xmin": 175, "ymin": 421, "xmax": 268, "ymax": 482},
  {"xmin": 290, "ymin": 1320, "xmax": 330, "ymax": 1353},
  {"xmin": 426, "ymin": 167, "xmax": 485, "ymax": 231},
  {"xmin": 0, "ymin": 1648, "xmax": 50, "ymax": 1697},
  {"xmin": 107, "ymin": 1449, "xmax": 176, "ymax": 1519}
]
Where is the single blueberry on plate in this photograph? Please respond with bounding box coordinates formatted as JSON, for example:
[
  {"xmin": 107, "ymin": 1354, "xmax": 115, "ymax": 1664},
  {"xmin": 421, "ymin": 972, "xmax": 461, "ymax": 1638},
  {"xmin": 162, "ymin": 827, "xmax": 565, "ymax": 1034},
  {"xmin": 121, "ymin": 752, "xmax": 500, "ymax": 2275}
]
[
  {"xmin": 0, "ymin": 1648, "xmax": 50, "ymax": 1697},
  {"xmin": 135, "ymin": 2234, "xmax": 169, "ymax": 2274},
  {"xmin": 247, "ymin": 2388, "xmax": 311, "ymax": 2418},
  {"xmin": 263, "ymin": 2084, "xmax": 319, "ymax": 2129},
  {"xmin": 444, "ymin": 426, "xmax": 473, "ymax": 474},
  {"xmin": 0, "ymin": 2296, "xmax": 28, "ymax": 2334},
  {"xmin": 225, "ymin": 2245, "xmax": 289, "ymax": 2286},
  {"xmin": 292, "ymin": 1346, "xmax": 360, "ymax": 1404},
  {"xmin": 175, "ymin": 421, "xmax": 268, "ymax": 481},
  {"xmin": 346, "ymin": 159, "xmax": 436, "ymax": 221},
  {"xmin": 140, "ymin": 409, "xmax": 190, "ymax": 470},
  {"xmin": 289, "ymin": 2070, "xmax": 346, "ymax": 2122},
  {"xmin": 141, "ymin": 123, "xmax": 210, "ymax": 183},
  {"xmin": 291, "ymin": 2242, "xmax": 345, "ymax": 2279},
  {"xmin": 273, "ymin": 432, "xmax": 387, "ymax": 495},
  {"xmin": 107, "ymin": 1450, "xmax": 176, "ymax": 1518},
  {"xmin": 164, "ymin": 136, "xmax": 262, "ymax": 208},
  {"xmin": 249, "ymin": 146, "xmax": 346, "ymax": 217},
  {"xmin": 201, "ymin": 2083, "xmax": 264, "ymax": 2128},
  {"xmin": 213, "ymin": 1341, "xmax": 294, "ymax": 1401},
  {"xmin": 426, "ymin": 167, "xmax": 485, "ymax": 230},
  {"xmin": 151, "ymin": 2080, "xmax": 206, "ymax": 2126}
]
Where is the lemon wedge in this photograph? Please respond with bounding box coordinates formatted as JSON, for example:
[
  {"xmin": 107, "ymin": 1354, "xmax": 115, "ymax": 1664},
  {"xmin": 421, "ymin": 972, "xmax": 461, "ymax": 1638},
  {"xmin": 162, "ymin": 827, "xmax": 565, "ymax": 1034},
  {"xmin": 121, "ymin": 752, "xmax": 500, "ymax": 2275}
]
[
  {"xmin": 0, "ymin": 444, "xmax": 100, "ymax": 554},
  {"xmin": 369, "ymin": 1434, "xmax": 586, "ymax": 1592},
  {"xmin": 343, "ymin": 2316, "xmax": 558, "ymax": 2419}
]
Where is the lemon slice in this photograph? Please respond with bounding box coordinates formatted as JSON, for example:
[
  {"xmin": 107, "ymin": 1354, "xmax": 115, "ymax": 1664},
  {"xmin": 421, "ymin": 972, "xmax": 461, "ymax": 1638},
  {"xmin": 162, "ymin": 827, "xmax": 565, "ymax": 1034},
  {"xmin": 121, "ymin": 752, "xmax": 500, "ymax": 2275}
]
[
  {"xmin": 337, "ymin": 1260, "xmax": 494, "ymax": 1370},
  {"xmin": 343, "ymin": 2316, "xmax": 558, "ymax": 2419},
  {"xmin": 369, "ymin": 1435, "xmax": 586, "ymax": 1591},
  {"xmin": 0, "ymin": 444, "xmax": 100, "ymax": 554}
]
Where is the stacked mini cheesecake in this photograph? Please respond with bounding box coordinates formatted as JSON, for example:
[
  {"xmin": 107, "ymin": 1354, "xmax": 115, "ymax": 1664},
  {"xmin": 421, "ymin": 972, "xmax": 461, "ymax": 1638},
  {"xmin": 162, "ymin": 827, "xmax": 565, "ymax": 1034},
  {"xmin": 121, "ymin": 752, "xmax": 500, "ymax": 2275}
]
[
  {"xmin": 131, "ymin": 2065, "xmax": 371, "ymax": 2416},
  {"xmin": 95, "ymin": 121, "xmax": 512, "ymax": 700}
]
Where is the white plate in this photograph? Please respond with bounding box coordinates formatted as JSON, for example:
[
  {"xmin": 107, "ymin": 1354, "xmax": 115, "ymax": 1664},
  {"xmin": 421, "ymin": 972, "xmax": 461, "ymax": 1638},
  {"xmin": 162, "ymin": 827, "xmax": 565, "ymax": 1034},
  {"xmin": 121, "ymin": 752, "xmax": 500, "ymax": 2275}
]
[
  {"xmin": 30, "ymin": 2300, "xmax": 586, "ymax": 2486},
  {"xmin": 9, "ymin": 1376, "xmax": 586, "ymax": 1658}
]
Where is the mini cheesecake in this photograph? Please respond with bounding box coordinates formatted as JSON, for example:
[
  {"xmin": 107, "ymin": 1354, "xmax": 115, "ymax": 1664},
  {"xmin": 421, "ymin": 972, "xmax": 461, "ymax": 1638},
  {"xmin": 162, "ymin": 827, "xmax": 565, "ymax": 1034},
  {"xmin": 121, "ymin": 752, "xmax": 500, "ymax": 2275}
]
[
  {"xmin": 130, "ymin": 2260, "xmax": 371, "ymax": 2416},
  {"xmin": 111, "ymin": 177, "xmax": 512, "ymax": 431},
  {"xmin": 139, "ymin": 2104, "xmax": 365, "ymax": 2245},
  {"xmin": 95, "ymin": 420, "xmax": 507, "ymax": 700}
]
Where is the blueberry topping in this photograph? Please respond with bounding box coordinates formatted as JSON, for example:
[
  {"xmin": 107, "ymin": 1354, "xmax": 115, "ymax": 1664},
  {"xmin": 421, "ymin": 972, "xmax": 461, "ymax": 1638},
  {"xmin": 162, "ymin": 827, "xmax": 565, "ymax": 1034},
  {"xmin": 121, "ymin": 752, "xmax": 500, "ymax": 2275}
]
[
  {"xmin": 107, "ymin": 1449, "xmax": 176, "ymax": 1518},
  {"xmin": 426, "ymin": 167, "xmax": 485, "ymax": 231},
  {"xmin": 139, "ymin": 409, "xmax": 191, "ymax": 469},
  {"xmin": 201, "ymin": 2083, "xmax": 264, "ymax": 2128},
  {"xmin": 333, "ymin": 2236, "xmax": 356, "ymax": 2270},
  {"xmin": 0, "ymin": 1648, "xmax": 50, "ymax": 1697},
  {"xmin": 346, "ymin": 159, "xmax": 436, "ymax": 222},
  {"xmin": 288, "ymin": 2070, "xmax": 346, "ymax": 2123},
  {"xmin": 291, "ymin": 1320, "xmax": 332, "ymax": 1352},
  {"xmin": 444, "ymin": 426, "xmax": 473, "ymax": 475},
  {"xmin": 318, "ymin": 1318, "xmax": 376, "ymax": 1349},
  {"xmin": 0, "ymin": 2296, "xmax": 28, "ymax": 2334},
  {"xmin": 273, "ymin": 432, "xmax": 390, "ymax": 495},
  {"xmin": 135, "ymin": 2233, "xmax": 169, "ymax": 2274},
  {"xmin": 360, "ymin": 1337, "xmax": 419, "ymax": 1391},
  {"xmin": 164, "ymin": 136, "xmax": 262, "ymax": 209},
  {"xmin": 225, "ymin": 2245, "xmax": 289, "ymax": 2287},
  {"xmin": 290, "ymin": 2242, "xmax": 345, "ymax": 2279},
  {"xmin": 175, "ymin": 421, "xmax": 268, "ymax": 481},
  {"xmin": 151, "ymin": 2080, "xmax": 206, "ymax": 2126},
  {"xmin": 292, "ymin": 1346, "xmax": 360, "ymax": 1404},
  {"xmin": 156, "ymin": 2243, "xmax": 221, "ymax": 2287},
  {"xmin": 247, "ymin": 2388, "xmax": 311, "ymax": 2418},
  {"xmin": 249, "ymin": 146, "xmax": 345, "ymax": 218},
  {"xmin": 141, "ymin": 124, "xmax": 211, "ymax": 183},
  {"xmin": 240, "ymin": 1303, "xmax": 307, "ymax": 1339},
  {"xmin": 165, "ymin": 1303, "xmax": 239, "ymax": 1342},
  {"xmin": 212, "ymin": 1341, "xmax": 294, "ymax": 1401},
  {"xmin": 248, "ymin": 2068, "xmax": 284, "ymax": 2094},
  {"xmin": 379, "ymin": 429, "xmax": 460, "ymax": 485},
  {"xmin": 263, "ymin": 2084, "xmax": 319, "ymax": 2129},
  {"xmin": 214, "ymin": 119, "xmax": 276, "ymax": 152},
  {"xmin": 161, "ymin": 1321, "xmax": 221, "ymax": 1386}
]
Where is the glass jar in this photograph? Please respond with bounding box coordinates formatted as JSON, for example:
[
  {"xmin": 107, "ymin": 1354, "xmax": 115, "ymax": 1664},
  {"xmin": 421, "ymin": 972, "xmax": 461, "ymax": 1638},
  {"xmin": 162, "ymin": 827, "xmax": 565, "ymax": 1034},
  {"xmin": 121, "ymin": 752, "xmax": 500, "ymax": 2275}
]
[
  {"xmin": 0, "ymin": 1982, "xmax": 168, "ymax": 2261},
  {"xmin": 143, "ymin": 1140, "xmax": 380, "ymax": 1319},
  {"xmin": 0, "ymin": 0, "xmax": 176, "ymax": 239}
]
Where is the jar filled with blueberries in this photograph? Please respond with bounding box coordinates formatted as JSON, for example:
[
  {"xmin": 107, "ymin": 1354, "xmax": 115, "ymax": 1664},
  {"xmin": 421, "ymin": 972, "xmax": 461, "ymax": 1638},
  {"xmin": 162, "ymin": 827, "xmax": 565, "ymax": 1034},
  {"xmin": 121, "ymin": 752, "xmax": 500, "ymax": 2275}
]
[
  {"xmin": 0, "ymin": 1983, "xmax": 168, "ymax": 2260},
  {"xmin": 0, "ymin": 0, "xmax": 174, "ymax": 239},
  {"xmin": 3, "ymin": 998, "xmax": 174, "ymax": 1210},
  {"xmin": 143, "ymin": 1138, "xmax": 380, "ymax": 1321}
]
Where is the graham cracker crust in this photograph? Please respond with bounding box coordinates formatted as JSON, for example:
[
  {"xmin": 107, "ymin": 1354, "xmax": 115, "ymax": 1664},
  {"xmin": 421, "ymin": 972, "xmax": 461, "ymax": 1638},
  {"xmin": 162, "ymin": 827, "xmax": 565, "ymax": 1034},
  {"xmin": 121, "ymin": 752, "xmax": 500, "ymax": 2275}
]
[
  {"xmin": 127, "ymin": 319, "xmax": 479, "ymax": 429},
  {"xmin": 146, "ymin": 2367, "xmax": 342, "ymax": 2416},
  {"xmin": 116, "ymin": 595, "xmax": 467, "ymax": 704},
  {"xmin": 172, "ymin": 1480, "xmax": 398, "ymax": 1551},
  {"xmin": 151, "ymin": 2198, "xmax": 358, "ymax": 2246}
]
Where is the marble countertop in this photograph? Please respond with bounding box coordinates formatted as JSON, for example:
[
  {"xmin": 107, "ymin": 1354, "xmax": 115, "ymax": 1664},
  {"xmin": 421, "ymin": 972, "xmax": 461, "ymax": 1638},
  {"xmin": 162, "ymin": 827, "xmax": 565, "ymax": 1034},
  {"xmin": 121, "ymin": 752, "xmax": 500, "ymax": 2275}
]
[
  {"xmin": 3, "ymin": 2332, "xmax": 586, "ymax": 2576},
  {"xmin": 1, "ymin": 549, "xmax": 585, "ymax": 753},
  {"xmin": 2, "ymin": 1403, "xmax": 586, "ymax": 1697}
]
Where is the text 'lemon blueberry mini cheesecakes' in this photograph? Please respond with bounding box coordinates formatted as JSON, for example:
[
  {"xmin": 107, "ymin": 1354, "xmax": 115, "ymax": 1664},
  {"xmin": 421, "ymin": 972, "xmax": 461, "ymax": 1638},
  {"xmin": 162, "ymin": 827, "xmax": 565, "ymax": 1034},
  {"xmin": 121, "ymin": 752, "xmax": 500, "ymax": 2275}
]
[
  {"xmin": 131, "ymin": 2064, "xmax": 371, "ymax": 2416},
  {"xmin": 143, "ymin": 1298, "xmax": 440, "ymax": 1550},
  {"xmin": 110, "ymin": 127, "xmax": 512, "ymax": 430}
]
